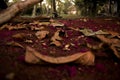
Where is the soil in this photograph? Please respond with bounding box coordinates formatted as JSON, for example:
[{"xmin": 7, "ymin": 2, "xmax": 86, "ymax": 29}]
[{"xmin": 0, "ymin": 17, "xmax": 120, "ymax": 80}]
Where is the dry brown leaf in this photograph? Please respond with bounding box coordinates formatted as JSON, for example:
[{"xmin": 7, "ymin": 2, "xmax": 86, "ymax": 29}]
[
  {"xmin": 24, "ymin": 40, "xmax": 33, "ymax": 43},
  {"xmin": 75, "ymin": 51, "xmax": 95, "ymax": 65},
  {"xmin": 0, "ymin": 24, "xmax": 14, "ymax": 30},
  {"xmin": 51, "ymin": 30, "xmax": 62, "ymax": 41},
  {"xmin": 25, "ymin": 47, "xmax": 40, "ymax": 64},
  {"xmin": 29, "ymin": 21, "xmax": 50, "ymax": 26},
  {"xmin": 6, "ymin": 24, "xmax": 27, "ymax": 30},
  {"xmin": 107, "ymin": 31, "xmax": 120, "ymax": 38},
  {"xmin": 12, "ymin": 33, "xmax": 26, "ymax": 39},
  {"xmin": 0, "ymin": 24, "xmax": 8, "ymax": 30},
  {"xmin": 31, "ymin": 26, "xmax": 45, "ymax": 31},
  {"xmin": 96, "ymin": 35, "xmax": 120, "ymax": 44},
  {"xmin": 6, "ymin": 41, "xmax": 24, "ymax": 48},
  {"xmin": 87, "ymin": 42, "xmax": 104, "ymax": 50},
  {"xmin": 50, "ymin": 40, "xmax": 62, "ymax": 47},
  {"xmin": 25, "ymin": 46, "xmax": 90, "ymax": 64},
  {"xmin": 50, "ymin": 22, "xmax": 64, "ymax": 27},
  {"xmin": 35, "ymin": 31, "xmax": 49, "ymax": 39},
  {"xmin": 110, "ymin": 44, "xmax": 120, "ymax": 59}
]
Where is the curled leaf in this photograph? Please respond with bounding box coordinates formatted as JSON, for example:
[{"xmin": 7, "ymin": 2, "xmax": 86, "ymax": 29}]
[
  {"xmin": 75, "ymin": 51, "xmax": 95, "ymax": 65},
  {"xmin": 35, "ymin": 31, "xmax": 49, "ymax": 39},
  {"xmin": 25, "ymin": 46, "xmax": 89, "ymax": 64},
  {"xmin": 6, "ymin": 41, "xmax": 24, "ymax": 48},
  {"xmin": 96, "ymin": 35, "xmax": 120, "ymax": 44},
  {"xmin": 51, "ymin": 30, "xmax": 62, "ymax": 41},
  {"xmin": 110, "ymin": 44, "xmax": 120, "ymax": 59}
]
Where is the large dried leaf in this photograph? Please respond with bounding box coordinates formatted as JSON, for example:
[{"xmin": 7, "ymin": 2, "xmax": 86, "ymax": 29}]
[
  {"xmin": 35, "ymin": 31, "xmax": 49, "ymax": 39},
  {"xmin": 25, "ymin": 46, "xmax": 90, "ymax": 64},
  {"xmin": 6, "ymin": 41, "xmax": 24, "ymax": 48},
  {"xmin": 75, "ymin": 51, "xmax": 95, "ymax": 65}
]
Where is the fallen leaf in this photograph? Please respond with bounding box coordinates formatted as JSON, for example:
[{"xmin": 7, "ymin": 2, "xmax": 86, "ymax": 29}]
[
  {"xmin": 87, "ymin": 42, "xmax": 104, "ymax": 50},
  {"xmin": 107, "ymin": 31, "xmax": 120, "ymax": 38},
  {"xmin": 50, "ymin": 40, "xmax": 62, "ymax": 47},
  {"xmin": 6, "ymin": 41, "xmax": 24, "ymax": 48},
  {"xmin": 50, "ymin": 22, "xmax": 64, "ymax": 27},
  {"xmin": 25, "ymin": 46, "xmax": 89, "ymax": 64},
  {"xmin": 25, "ymin": 47, "xmax": 40, "ymax": 64},
  {"xmin": 24, "ymin": 40, "xmax": 33, "ymax": 43},
  {"xmin": 110, "ymin": 44, "xmax": 120, "ymax": 59},
  {"xmin": 79, "ymin": 28, "xmax": 95, "ymax": 36},
  {"xmin": 0, "ymin": 24, "xmax": 8, "ymax": 30},
  {"xmin": 96, "ymin": 35, "xmax": 120, "ymax": 44},
  {"xmin": 12, "ymin": 33, "xmax": 26, "ymax": 39},
  {"xmin": 29, "ymin": 21, "xmax": 50, "ymax": 26},
  {"xmin": 30, "ymin": 26, "xmax": 45, "ymax": 31},
  {"xmin": 51, "ymin": 30, "xmax": 62, "ymax": 41},
  {"xmin": 35, "ymin": 31, "xmax": 49, "ymax": 39}
]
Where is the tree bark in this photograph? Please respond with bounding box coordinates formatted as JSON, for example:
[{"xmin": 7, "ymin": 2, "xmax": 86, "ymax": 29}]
[
  {"xmin": 32, "ymin": 5, "xmax": 37, "ymax": 17},
  {"xmin": 0, "ymin": 0, "xmax": 43, "ymax": 25},
  {"xmin": 52, "ymin": 0, "xmax": 58, "ymax": 18}
]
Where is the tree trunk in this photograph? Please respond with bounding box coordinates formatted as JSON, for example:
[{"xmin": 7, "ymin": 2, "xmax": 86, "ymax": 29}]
[
  {"xmin": 0, "ymin": 0, "xmax": 43, "ymax": 25},
  {"xmin": 0, "ymin": 0, "xmax": 8, "ymax": 10},
  {"xmin": 52, "ymin": 0, "xmax": 58, "ymax": 18},
  {"xmin": 32, "ymin": 5, "xmax": 37, "ymax": 17}
]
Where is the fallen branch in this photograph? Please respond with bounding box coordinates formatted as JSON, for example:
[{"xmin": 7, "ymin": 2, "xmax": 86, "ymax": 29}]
[{"xmin": 0, "ymin": 0, "xmax": 43, "ymax": 25}]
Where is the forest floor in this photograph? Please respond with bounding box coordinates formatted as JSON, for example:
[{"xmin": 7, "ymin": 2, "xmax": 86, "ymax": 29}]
[{"xmin": 0, "ymin": 16, "xmax": 120, "ymax": 80}]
